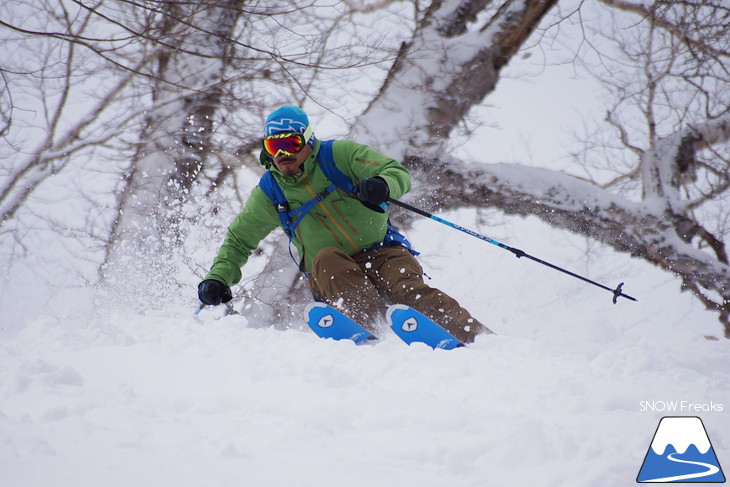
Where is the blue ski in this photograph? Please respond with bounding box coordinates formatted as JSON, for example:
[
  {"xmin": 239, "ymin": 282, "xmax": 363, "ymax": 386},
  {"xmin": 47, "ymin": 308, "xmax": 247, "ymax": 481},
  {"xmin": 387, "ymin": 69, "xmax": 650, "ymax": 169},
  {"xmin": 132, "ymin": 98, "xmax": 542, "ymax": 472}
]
[
  {"xmin": 386, "ymin": 304, "xmax": 464, "ymax": 350},
  {"xmin": 305, "ymin": 303, "xmax": 376, "ymax": 344}
]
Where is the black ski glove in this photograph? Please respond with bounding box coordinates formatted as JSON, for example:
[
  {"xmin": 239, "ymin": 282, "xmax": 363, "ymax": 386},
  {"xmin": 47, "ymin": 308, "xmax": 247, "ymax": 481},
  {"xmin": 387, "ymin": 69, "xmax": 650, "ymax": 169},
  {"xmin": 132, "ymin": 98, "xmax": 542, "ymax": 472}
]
[
  {"xmin": 357, "ymin": 177, "xmax": 389, "ymax": 213},
  {"xmin": 198, "ymin": 279, "xmax": 233, "ymax": 306}
]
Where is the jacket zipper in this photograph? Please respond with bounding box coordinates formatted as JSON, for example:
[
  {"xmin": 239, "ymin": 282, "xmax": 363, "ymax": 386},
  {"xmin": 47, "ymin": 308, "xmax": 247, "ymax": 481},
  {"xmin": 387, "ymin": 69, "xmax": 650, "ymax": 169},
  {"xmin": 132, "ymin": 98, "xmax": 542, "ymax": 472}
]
[{"xmin": 302, "ymin": 173, "xmax": 360, "ymax": 253}]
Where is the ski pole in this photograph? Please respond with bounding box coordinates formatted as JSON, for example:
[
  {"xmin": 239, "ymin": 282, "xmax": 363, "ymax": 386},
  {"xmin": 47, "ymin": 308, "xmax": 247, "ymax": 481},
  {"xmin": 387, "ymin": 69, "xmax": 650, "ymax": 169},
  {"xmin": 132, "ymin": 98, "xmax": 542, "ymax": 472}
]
[
  {"xmin": 387, "ymin": 198, "xmax": 637, "ymax": 304},
  {"xmin": 193, "ymin": 300, "xmax": 241, "ymax": 320}
]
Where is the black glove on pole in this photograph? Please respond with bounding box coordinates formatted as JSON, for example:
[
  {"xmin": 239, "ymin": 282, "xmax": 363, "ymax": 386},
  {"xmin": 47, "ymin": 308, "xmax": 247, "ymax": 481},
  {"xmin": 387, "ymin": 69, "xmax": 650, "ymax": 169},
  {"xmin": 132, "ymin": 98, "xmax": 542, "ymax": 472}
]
[
  {"xmin": 198, "ymin": 279, "xmax": 233, "ymax": 306},
  {"xmin": 357, "ymin": 177, "xmax": 389, "ymax": 212}
]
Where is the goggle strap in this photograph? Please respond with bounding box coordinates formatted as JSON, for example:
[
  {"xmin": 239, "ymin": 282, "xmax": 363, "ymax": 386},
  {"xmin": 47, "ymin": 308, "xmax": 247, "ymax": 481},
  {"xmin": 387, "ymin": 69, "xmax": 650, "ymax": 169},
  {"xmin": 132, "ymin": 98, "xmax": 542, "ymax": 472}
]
[{"xmin": 302, "ymin": 124, "xmax": 313, "ymax": 144}]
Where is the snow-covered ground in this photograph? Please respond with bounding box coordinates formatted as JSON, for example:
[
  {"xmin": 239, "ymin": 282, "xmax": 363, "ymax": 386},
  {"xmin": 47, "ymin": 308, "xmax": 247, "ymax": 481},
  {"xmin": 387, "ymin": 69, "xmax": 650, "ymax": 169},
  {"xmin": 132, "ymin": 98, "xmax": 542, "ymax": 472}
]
[{"xmin": 1, "ymin": 211, "xmax": 728, "ymax": 487}]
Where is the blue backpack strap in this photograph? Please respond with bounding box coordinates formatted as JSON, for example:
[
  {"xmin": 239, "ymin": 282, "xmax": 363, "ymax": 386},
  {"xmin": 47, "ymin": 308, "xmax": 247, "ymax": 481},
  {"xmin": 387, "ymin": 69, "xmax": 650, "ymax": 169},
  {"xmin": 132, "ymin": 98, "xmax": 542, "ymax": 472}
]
[
  {"xmin": 317, "ymin": 140, "xmax": 356, "ymax": 194},
  {"xmin": 319, "ymin": 139, "xmax": 390, "ymax": 212},
  {"xmin": 259, "ymin": 171, "xmax": 336, "ymax": 240},
  {"xmin": 259, "ymin": 171, "xmax": 336, "ymax": 273},
  {"xmin": 259, "ymin": 171, "xmax": 295, "ymax": 238},
  {"xmin": 364, "ymin": 224, "xmax": 419, "ymax": 256},
  {"xmin": 289, "ymin": 184, "xmax": 336, "ymax": 231},
  {"xmin": 385, "ymin": 225, "xmax": 419, "ymax": 255}
]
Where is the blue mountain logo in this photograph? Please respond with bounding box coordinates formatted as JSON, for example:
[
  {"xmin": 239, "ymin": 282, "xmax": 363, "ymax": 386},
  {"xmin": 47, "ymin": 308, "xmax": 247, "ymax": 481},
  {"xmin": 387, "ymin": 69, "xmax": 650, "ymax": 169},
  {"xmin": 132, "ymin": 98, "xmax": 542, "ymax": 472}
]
[{"xmin": 637, "ymin": 416, "xmax": 725, "ymax": 483}]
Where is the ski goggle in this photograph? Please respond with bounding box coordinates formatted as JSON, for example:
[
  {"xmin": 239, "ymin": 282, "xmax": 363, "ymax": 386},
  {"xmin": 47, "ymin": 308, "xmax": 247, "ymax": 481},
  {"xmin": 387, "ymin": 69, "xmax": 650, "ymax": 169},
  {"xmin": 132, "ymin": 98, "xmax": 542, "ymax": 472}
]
[{"xmin": 262, "ymin": 125, "xmax": 313, "ymax": 157}]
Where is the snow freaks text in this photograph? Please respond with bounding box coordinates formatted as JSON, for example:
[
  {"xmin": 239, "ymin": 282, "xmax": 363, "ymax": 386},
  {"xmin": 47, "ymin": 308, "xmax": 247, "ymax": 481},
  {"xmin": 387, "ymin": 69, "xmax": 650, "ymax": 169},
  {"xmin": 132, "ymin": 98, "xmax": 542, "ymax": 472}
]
[{"xmin": 639, "ymin": 401, "xmax": 724, "ymax": 413}]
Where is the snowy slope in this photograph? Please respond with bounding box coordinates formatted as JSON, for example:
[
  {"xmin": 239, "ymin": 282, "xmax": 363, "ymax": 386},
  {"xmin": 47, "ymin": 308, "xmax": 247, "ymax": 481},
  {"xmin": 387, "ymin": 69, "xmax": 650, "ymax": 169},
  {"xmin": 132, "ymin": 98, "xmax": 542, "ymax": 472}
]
[{"xmin": 2, "ymin": 212, "xmax": 728, "ymax": 487}]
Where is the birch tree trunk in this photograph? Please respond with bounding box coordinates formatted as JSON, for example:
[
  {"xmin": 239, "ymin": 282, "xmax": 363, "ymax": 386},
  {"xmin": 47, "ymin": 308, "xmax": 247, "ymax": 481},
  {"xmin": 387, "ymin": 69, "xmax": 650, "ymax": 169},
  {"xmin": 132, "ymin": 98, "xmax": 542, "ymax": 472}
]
[
  {"xmin": 353, "ymin": 0, "xmax": 558, "ymax": 159},
  {"xmin": 100, "ymin": 1, "xmax": 243, "ymax": 306}
]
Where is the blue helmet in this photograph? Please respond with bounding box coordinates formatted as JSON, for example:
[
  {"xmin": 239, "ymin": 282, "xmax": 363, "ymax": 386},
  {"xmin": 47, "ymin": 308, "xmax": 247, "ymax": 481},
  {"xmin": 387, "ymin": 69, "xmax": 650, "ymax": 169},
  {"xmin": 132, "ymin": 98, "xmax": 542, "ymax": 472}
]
[{"xmin": 264, "ymin": 105, "xmax": 315, "ymax": 145}]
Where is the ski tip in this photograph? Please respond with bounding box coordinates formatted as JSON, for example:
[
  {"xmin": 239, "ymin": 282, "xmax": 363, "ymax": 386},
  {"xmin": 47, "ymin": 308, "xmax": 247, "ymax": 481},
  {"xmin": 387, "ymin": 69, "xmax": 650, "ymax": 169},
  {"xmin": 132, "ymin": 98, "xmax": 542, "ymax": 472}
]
[
  {"xmin": 305, "ymin": 302, "xmax": 329, "ymax": 313},
  {"xmin": 385, "ymin": 304, "xmax": 410, "ymax": 323}
]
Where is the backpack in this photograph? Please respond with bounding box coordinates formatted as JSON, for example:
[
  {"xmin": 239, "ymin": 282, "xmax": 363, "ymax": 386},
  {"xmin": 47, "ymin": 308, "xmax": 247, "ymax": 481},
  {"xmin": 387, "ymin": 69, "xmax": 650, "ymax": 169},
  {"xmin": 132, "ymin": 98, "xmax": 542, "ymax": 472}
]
[{"xmin": 258, "ymin": 140, "xmax": 417, "ymax": 270}]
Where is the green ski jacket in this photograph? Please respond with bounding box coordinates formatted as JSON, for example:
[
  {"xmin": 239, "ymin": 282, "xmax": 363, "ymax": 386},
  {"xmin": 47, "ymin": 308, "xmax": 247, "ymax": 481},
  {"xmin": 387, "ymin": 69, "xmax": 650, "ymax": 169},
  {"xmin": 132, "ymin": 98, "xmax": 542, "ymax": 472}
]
[{"xmin": 205, "ymin": 139, "xmax": 411, "ymax": 286}]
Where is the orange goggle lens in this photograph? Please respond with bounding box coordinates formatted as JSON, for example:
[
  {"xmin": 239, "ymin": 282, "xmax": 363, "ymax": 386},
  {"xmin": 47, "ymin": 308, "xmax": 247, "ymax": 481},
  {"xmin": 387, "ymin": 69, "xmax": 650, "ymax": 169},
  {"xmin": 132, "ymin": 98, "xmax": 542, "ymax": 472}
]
[{"xmin": 262, "ymin": 133, "xmax": 305, "ymax": 157}]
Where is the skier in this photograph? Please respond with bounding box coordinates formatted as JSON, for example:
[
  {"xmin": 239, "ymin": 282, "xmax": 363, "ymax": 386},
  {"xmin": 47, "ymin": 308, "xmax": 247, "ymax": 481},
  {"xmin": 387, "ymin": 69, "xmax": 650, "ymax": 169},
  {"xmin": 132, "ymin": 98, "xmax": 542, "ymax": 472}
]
[{"xmin": 198, "ymin": 105, "xmax": 490, "ymax": 343}]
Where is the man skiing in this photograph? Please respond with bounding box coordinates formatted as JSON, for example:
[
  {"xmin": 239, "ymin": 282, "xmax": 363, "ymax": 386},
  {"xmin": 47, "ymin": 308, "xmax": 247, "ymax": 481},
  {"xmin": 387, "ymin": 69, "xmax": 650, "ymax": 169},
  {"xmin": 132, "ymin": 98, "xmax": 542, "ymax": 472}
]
[{"xmin": 198, "ymin": 105, "xmax": 489, "ymax": 343}]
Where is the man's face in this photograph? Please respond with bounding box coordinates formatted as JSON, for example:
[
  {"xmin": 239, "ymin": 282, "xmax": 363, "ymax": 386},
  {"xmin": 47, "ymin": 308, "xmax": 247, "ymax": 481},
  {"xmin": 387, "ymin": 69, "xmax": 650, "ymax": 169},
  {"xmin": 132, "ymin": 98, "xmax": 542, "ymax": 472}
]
[{"xmin": 272, "ymin": 144, "xmax": 312, "ymax": 177}]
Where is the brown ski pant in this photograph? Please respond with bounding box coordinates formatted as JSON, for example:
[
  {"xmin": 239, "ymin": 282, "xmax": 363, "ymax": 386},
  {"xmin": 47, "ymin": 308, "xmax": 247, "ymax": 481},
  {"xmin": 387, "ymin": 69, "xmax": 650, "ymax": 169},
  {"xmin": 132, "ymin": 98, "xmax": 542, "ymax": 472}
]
[{"xmin": 308, "ymin": 245, "xmax": 490, "ymax": 343}]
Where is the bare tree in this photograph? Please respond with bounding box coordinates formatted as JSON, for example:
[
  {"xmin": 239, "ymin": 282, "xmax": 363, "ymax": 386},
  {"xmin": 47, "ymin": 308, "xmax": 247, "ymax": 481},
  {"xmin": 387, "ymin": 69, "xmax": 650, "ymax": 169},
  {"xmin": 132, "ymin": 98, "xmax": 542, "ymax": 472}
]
[
  {"xmin": 98, "ymin": 0, "xmax": 246, "ymax": 302},
  {"xmin": 3, "ymin": 0, "xmax": 729, "ymax": 337},
  {"xmin": 578, "ymin": 0, "xmax": 730, "ymax": 334},
  {"xmin": 0, "ymin": 0, "xmax": 407, "ymax": 315},
  {"xmin": 0, "ymin": 1, "xmax": 148, "ymax": 227},
  {"xmin": 350, "ymin": 0, "xmax": 730, "ymax": 336}
]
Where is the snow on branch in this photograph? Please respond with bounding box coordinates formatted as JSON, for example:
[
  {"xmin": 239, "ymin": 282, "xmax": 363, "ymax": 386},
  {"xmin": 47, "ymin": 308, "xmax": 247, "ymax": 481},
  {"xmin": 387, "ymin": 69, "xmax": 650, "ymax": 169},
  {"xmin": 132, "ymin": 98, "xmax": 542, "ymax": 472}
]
[
  {"xmin": 643, "ymin": 113, "xmax": 730, "ymax": 214},
  {"xmin": 354, "ymin": 0, "xmax": 558, "ymax": 159},
  {"xmin": 405, "ymin": 157, "xmax": 730, "ymax": 337}
]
